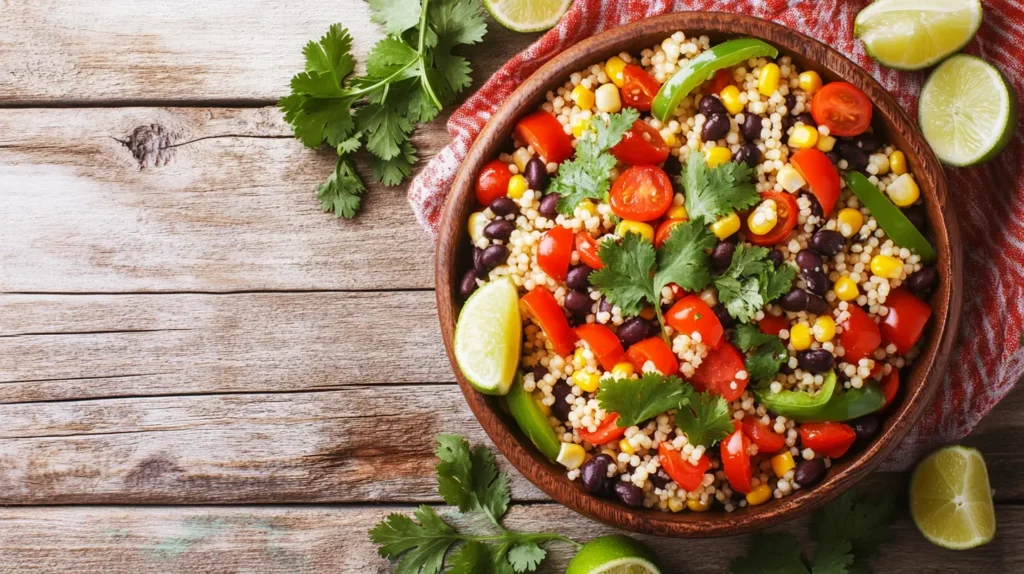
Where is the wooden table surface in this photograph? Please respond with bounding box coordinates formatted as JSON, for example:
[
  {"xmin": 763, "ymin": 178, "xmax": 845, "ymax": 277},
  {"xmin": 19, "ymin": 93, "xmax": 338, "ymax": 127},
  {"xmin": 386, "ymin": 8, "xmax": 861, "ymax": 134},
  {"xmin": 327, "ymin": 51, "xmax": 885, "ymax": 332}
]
[{"xmin": 1, "ymin": 2, "xmax": 1019, "ymax": 572}]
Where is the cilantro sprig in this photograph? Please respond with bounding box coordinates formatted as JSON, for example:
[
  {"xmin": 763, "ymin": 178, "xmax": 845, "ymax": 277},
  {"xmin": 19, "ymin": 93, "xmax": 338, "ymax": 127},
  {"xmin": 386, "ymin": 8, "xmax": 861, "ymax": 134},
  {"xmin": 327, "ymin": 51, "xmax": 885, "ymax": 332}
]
[
  {"xmin": 281, "ymin": 0, "xmax": 487, "ymax": 218},
  {"xmin": 732, "ymin": 323, "xmax": 790, "ymax": 385},
  {"xmin": 678, "ymin": 150, "xmax": 760, "ymax": 222},
  {"xmin": 550, "ymin": 109, "xmax": 640, "ymax": 215},
  {"xmin": 674, "ymin": 390, "xmax": 734, "ymax": 448},
  {"xmin": 714, "ymin": 243, "xmax": 796, "ymax": 323}
]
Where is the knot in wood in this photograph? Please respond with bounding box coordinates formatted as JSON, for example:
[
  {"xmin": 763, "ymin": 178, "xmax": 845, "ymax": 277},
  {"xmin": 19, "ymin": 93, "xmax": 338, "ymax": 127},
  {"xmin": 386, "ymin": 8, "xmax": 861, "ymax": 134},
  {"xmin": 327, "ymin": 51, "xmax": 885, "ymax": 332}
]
[{"xmin": 123, "ymin": 123, "xmax": 175, "ymax": 168}]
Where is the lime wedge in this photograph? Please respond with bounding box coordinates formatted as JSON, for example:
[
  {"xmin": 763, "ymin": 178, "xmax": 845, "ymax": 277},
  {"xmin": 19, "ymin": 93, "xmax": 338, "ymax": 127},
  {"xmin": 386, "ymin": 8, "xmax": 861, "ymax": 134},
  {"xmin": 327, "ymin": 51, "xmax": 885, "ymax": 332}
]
[
  {"xmin": 910, "ymin": 445, "xmax": 996, "ymax": 550},
  {"xmin": 919, "ymin": 54, "xmax": 1018, "ymax": 166},
  {"xmin": 566, "ymin": 535, "xmax": 661, "ymax": 574},
  {"xmin": 454, "ymin": 278, "xmax": 521, "ymax": 395},
  {"xmin": 483, "ymin": 0, "xmax": 573, "ymax": 33},
  {"xmin": 854, "ymin": 0, "xmax": 983, "ymax": 70}
]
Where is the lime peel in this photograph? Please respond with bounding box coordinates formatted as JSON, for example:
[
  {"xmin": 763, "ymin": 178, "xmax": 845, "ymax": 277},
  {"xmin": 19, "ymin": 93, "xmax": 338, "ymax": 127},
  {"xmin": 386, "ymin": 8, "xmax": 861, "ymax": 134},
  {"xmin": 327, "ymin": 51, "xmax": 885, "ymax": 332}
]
[
  {"xmin": 454, "ymin": 278, "xmax": 522, "ymax": 395},
  {"xmin": 483, "ymin": 0, "xmax": 573, "ymax": 33},
  {"xmin": 854, "ymin": 0, "xmax": 983, "ymax": 70},
  {"xmin": 566, "ymin": 535, "xmax": 662, "ymax": 574}
]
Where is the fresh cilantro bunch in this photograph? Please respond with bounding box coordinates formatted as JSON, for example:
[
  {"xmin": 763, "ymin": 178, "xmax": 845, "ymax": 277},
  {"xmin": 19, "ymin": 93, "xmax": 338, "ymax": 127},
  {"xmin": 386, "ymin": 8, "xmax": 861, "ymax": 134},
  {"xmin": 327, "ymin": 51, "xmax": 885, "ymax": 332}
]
[
  {"xmin": 370, "ymin": 435, "xmax": 577, "ymax": 573},
  {"xmin": 280, "ymin": 0, "xmax": 486, "ymax": 218},
  {"xmin": 714, "ymin": 243, "xmax": 796, "ymax": 323},
  {"xmin": 549, "ymin": 109, "xmax": 640, "ymax": 215},
  {"xmin": 678, "ymin": 150, "xmax": 760, "ymax": 222},
  {"xmin": 732, "ymin": 323, "xmax": 789, "ymax": 385}
]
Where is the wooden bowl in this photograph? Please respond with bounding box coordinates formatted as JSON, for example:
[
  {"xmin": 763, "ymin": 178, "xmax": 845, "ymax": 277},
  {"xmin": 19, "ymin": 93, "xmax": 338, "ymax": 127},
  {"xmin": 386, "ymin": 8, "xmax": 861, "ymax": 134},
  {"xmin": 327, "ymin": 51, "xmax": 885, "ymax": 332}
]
[{"xmin": 436, "ymin": 12, "xmax": 962, "ymax": 537}]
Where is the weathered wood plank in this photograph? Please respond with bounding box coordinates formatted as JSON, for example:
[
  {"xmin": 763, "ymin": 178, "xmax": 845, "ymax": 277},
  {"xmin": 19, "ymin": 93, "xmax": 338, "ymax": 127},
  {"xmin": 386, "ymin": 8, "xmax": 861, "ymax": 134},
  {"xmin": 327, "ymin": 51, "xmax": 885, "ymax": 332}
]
[{"xmin": 0, "ymin": 503, "xmax": 1019, "ymax": 573}]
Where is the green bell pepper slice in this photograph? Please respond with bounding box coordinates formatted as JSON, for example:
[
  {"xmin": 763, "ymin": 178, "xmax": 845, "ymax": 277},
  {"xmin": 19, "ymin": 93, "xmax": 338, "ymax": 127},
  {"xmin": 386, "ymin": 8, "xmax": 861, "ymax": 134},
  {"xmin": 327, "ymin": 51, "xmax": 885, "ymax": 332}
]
[
  {"xmin": 799, "ymin": 382, "xmax": 886, "ymax": 422},
  {"xmin": 843, "ymin": 172, "xmax": 937, "ymax": 263},
  {"xmin": 506, "ymin": 373, "xmax": 560, "ymax": 461},
  {"xmin": 754, "ymin": 371, "xmax": 837, "ymax": 419},
  {"xmin": 652, "ymin": 38, "xmax": 779, "ymax": 122}
]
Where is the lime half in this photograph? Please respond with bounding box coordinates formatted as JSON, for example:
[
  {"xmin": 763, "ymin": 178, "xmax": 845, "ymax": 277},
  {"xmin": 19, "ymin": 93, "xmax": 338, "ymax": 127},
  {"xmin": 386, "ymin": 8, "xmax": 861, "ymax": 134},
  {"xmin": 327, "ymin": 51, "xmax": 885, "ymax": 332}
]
[
  {"xmin": 910, "ymin": 446, "xmax": 996, "ymax": 550},
  {"xmin": 919, "ymin": 54, "xmax": 1018, "ymax": 166},
  {"xmin": 566, "ymin": 535, "xmax": 661, "ymax": 574},
  {"xmin": 854, "ymin": 0, "xmax": 983, "ymax": 70},
  {"xmin": 454, "ymin": 278, "xmax": 521, "ymax": 395},
  {"xmin": 483, "ymin": 0, "xmax": 573, "ymax": 33}
]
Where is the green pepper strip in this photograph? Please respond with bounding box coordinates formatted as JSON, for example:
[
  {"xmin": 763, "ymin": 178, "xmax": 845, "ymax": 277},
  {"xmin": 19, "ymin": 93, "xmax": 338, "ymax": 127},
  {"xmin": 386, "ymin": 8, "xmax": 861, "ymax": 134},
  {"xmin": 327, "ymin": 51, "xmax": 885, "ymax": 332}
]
[
  {"xmin": 754, "ymin": 371, "xmax": 836, "ymax": 419},
  {"xmin": 506, "ymin": 373, "xmax": 561, "ymax": 461},
  {"xmin": 799, "ymin": 382, "xmax": 886, "ymax": 422},
  {"xmin": 651, "ymin": 38, "xmax": 779, "ymax": 122},
  {"xmin": 843, "ymin": 172, "xmax": 937, "ymax": 263}
]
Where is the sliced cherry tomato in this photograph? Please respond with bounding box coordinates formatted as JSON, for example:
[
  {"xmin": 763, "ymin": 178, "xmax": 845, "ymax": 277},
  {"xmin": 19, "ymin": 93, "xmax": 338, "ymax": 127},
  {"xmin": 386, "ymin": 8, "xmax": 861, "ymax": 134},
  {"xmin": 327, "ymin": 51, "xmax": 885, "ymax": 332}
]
[
  {"xmin": 691, "ymin": 342, "xmax": 747, "ymax": 402},
  {"xmin": 576, "ymin": 323, "xmax": 627, "ymax": 371},
  {"xmin": 521, "ymin": 287, "xmax": 577, "ymax": 356},
  {"xmin": 758, "ymin": 314, "xmax": 790, "ymax": 337},
  {"xmin": 475, "ymin": 159, "xmax": 512, "ymax": 206},
  {"xmin": 880, "ymin": 287, "xmax": 932, "ymax": 355},
  {"xmin": 742, "ymin": 418, "xmax": 787, "ymax": 454},
  {"xmin": 537, "ymin": 226, "xmax": 573, "ymax": 281},
  {"xmin": 800, "ymin": 422, "xmax": 856, "ymax": 458},
  {"xmin": 654, "ymin": 219, "xmax": 685, "ymax": 249},
  {"xmin": 575, "ymin": 231, "xmax": 605, "ymax": 270},
  {"xmin": 609, "ymin": 165, "xmax": 673, "ymax": 222},
  {"xmin": 658, "ymin": 444, "xmax": 711, "ymax": 492},
  {"xmin": 708, "ymin": 68, "xmax": 733, "ymax": 95},
  {"xmin": 744, "ymin": 190, "xmax": 799, "ymax": 246},
  {"xmin": 839, "ymin": 305, "xmax": 881, "ymax": 363},
  {"xmin": 881, "ymin": 369, "xmax": 899, "ymax": 408},
  {"xmin": 515, "ymin": 111, "xmax": 574, "ymax": 165},
  {"xmin": 721, "ymin": 427, "xmax": 753, "ymax": 494},
  {"xmin": 626, "ymin": 337, "xmax": 679, "ymax": 376},
  {"xmin": 810, "ymin": 82, "xmax": 873, "ymax": 137},
  {"xmin": 620, "ymin": 65, "xmax": 661, "ymax": 112},
  {"xmin": 611, "ymin": 120, "xmax": 670, "ymax": 166},
  {"xmin": 666, "ymin": 295, "xmax": 723, "ymax": 348},
  {"xmin": 578, "ymin": 413, "xmax": 627, "ymax": 445},
  {"xmin": 791, "ymin": 148, "xmax": 841, "ymax": 217}
]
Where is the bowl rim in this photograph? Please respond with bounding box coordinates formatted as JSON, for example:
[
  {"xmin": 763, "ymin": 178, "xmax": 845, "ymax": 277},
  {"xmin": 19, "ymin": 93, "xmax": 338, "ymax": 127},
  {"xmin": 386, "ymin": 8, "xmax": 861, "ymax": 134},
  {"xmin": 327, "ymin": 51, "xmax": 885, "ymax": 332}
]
[{"xmin": 435, "ymin": 11, "xmax": 962, "ymax": 537}]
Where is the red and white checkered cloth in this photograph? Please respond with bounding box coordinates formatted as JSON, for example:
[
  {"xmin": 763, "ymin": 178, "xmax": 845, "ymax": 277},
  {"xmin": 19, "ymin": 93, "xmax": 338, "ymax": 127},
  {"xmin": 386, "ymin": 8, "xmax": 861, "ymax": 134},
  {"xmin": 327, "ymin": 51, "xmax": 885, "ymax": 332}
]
[{"xmin": 409, "ymin": 0, "xmax": 1024, "ymax": 470}]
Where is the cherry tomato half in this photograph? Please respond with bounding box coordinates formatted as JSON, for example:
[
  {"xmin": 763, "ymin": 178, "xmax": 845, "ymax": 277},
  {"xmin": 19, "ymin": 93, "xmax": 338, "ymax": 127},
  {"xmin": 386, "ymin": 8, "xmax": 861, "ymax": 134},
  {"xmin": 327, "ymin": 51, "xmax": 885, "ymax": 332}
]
[
  {"xmin": 654, "ymin": 219, "xmax": 685, "ymax": 249},
  {"xmin": 626, "ymin": 337, "xmax": 679, "ymax": 376},
  {"xmin": 881, "ymin": 369, "xmax": 899, "ymax": 408},
  {"xmin": 800, "ymin": 422, "xmax": 856, "ymax": 458},
  {"xmin": 475, "ymin": 159, "xmax": 512, "ymax": 206},
  {"xmin": 721, "ymin": 427, "xmax": 753, "ymax": 494},
  {"xmin": 791, "ymin": 148, "xmax": 841, "ymax": 217},
  {"xmin": 609, "ymin": 165, "xmax": 674, "ymax": 222},
  {"xmin": 811, "ymin": 82, "xmax": 873, "ymax": 137},
  {"xmin": 708, "ymin": 68, "xmax": 733, "ymax": 95},
  {"xmin": 576, "ymin": 323, "xmax": 627, "ymax": 371},
  {"xmin": 575, "ymin": 231, "xmax": 605, "ymax": 270},
  {"xmin": 838, "ymin": 305, "xmax": 881, "ymax": 363},
  {"xmin": 521, "ymin": 287, "xmax": 577, "ymax": 356},
  {"xmin": 742, "ymin": 418, "xmax": 787, "ymax": 454},
  {"xmin": 666, "ymin": 295, "xmax": 723, "ymax": 348},
  {"xmin": 758, "ymin": 314, "xmax": 790, "ymax": 337},
  {"xmin": 537, "ymin": 226, "xmax": 573, "ymax": 281},
  {"xmin": 691, "ymin": 342, "xmax": 747, "ymax": 402},
  {"xmin": 744, "ymin": 191, "xmax": 799, "ymax": 246},
  {"xmin": 880, "ymin": 287, "xmax": 932, "ymax": 355},
  {"xmin": 658, "ymin": 443, "xmax": 711, "ymax": 492},
  {"xmin": 620, "ymin": 65, "xmax": 661, "ymax": 112},
  {"xmin": 611, "ymin": 120, "xmax": 670, "ymax": 166},
  {"xmin": 515, "ymin": 111, "xmax": 574, "ymax": 165},
  {"xmin": 578, "ymin": 413, "xmax": 627, "ymax": 445}
]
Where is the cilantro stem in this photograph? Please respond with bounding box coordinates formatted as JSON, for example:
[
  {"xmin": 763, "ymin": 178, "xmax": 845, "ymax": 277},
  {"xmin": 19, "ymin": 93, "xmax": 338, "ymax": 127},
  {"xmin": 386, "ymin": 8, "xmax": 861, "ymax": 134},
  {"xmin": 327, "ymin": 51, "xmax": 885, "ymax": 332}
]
[
  {"xmin": 458, "ymin": 532, "xmax": 581, "ymax": 548},
  {"xmin": 416, "ymin": 0, "xmax": 443, "ymax": 109}
]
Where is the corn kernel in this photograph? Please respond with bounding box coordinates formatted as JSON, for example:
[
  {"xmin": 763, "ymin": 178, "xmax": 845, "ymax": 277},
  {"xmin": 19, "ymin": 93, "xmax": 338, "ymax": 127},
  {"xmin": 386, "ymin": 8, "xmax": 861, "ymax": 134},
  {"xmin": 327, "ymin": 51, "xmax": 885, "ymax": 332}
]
[
  {"xmin": 604, "ymin": 56, "xmax": 627, "ymax": 88},
  {"xmin": 813, "ymin": 316, "xmax": 836, "ymax": 343},
  {"xmin": 571, "ymin": 85, "xmax": 596, "ymax": 110},
  {"xmin": 619, "ymin": 438, "xmax": 635, "ymax": 455},
  {"xmin": 578, "ymin": 199, "xmax": 598, "ymax": 217},
  {"xmin": 771, "ymin": 452, "xmax": 796, "ymax": 478},
  {"xmin": 615, "ymin": 220, "xmax": 655, "ymax": 243},
  {"xmin": 667, "ymin": 205, "xmax": 689, "ymax": 221},
  {"xmin": 798, "ymin": 71, "xmax": 823, "ymax": 94},
  {"xmin": 816, "ymin": 134, "xmax": 836, "ymax": 153},
  {"xmin": 870, "ymin": 255, "xmax": 903, "ymax": 279},
  {"xmin": 790, "ymin": 323, "xmax": 812, "ymax": 351},
  {"xmin": 758, "ymin": 63, "xmax": 781, "ymax": 96},
  {"xmin": 535, "ymin": 398, "xmax": 551, "ymax": 416},
  {"xmin": 595, "ymin": 83, "xmax": 622, "ymax": 113},
  {"xmin": 571, "ymin": 115, "xmax": 591, "ymax": 138},
  {"xmin": 720, "ymin": 85, "xmax": 744, "ymax": 114},
  {"xmin": 710, "ymin": 212, "xmax": 741, "ymax": 240},
  {"xmin": 746, "ymin": 483, "xmax": 773, "ymax": 506},
  {"xmin": 507, "ymin": 174, "xmax": 528, "ymax": 199},
  {"xmin": 512, "ymin": 148, "xmax": 532, "ymax": 172},
  {"xmin": 890, "ymin": 150, "xmax": 908, "ymax": 176},
  {"xmin": 639, "ymin": 306, "xmax": 657, "ymax": 321},
  {"xmin": 834, "ymin": 276, "xmax": 860, "ymax": 301},
  {"xmin": 776, "ymin": 164, "xmax": 807, "ymax": 193},
  {"xmin": 612, "ymin": 362, "xmax": 635, "ymax": 378},
  {"xmin": 556, "ymin": 442, "xmax": 586, "ymax": 470},
  {"xmin": 572, "ymin": 370, "xmax": 601, "ymax": 393},
  {"xmin": 837, "ymin": 208, "xmax": 864, "ymax": 238},
  {"xmin": 870, "ymin": 153, "xmax": 891, "ymax": 175},
  {"xmin": 788, "ymin": 125, "xmax": 819, "ymax": 149},
  {"xmin": 747, "ymin": 199, "xmax": 779, "ymax": 236},
  {"xmin": 886, "ymin": 173, "xmax": 920, "ymax": 207},
  {"xmin": 662, "ymin": 132, "xmax": 679, "ymax": 148},
  {"xmin": 574, "ymin": 347, "xmax": 586, "ymax": 364},
  {"xmin": 668, "ymin": 498, "xmax": 686, "ymax": 512},
  {"xmin": 687, "ymin": 498, "xmax": 710, "ymax": 512},
  {"xmin": 705, "ymin": 146, "xmax": 733, "ymax": 168},
  {"xmin": 468, "ymin": 211, "xmax": 487, "ymax": 242}
]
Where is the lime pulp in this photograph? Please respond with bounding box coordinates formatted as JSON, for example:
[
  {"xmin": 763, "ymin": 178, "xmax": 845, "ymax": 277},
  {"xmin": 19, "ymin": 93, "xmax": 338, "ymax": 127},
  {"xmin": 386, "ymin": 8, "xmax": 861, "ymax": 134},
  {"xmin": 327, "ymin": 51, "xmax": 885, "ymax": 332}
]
[
  {"xmin": 482, "ymin": 0, "xmax": 573, "ymax": 33},
  {"xmin": 854, "ymin": 0, "xmax": 983, "ymax": 70},
  {"xmin": 454, "ymin": 278, "xmax": 521, "ymax": 395},
  {"xmin": 910, "ymin": 445, "xmax": 996, "ymax": 550},
  {"xmin": 566, "ymin": 535, "xmax": 661, "ymax": 574}
]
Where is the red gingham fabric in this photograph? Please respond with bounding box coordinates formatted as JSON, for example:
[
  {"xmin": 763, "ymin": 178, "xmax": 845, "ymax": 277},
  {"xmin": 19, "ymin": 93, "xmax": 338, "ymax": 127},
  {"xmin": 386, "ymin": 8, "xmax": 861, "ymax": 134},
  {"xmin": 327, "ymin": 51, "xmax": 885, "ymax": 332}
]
[{"xmin": 409, "ymin": 0, "xmax": 1024, "ymax": 470}]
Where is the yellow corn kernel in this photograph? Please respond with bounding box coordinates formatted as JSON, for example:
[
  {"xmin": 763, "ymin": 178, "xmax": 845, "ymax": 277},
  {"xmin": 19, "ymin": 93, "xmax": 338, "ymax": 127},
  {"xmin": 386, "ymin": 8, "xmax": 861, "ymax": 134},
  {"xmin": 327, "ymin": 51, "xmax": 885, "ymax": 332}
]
[
  {"xmin": 668, "ymin": 498, "xmax": 686, "ymax": 512},
  {"xmin": 578, "ymin": 199, "xmax": 598, "ymax": 217},
  {"xmin": 834, "ymin": 276, "xmax": 860, "ymax": 301},
  {"xmin": 595, "ymin": 83, "xmax": 622, "ymax": 113},
  {"xmin": 507, "ymin": 174, "xmax": 528, "ymax": 199},
  {"xmin": 662, "ymin": 131, "xmax": 679, "ymax": 148},
  {"xmin": 706, "ymin": 146, "xmax": 733, "ymax": 168},
  {"xmin": 871, "ymin": 153, "xmax": 891, "ymax": 176},
  {"xmin": 776, "ymin": 164, "xmax": 807, "ymax": 193},
  {"xmin": 512, "ymin": 148, "xmax": 532, "ymax": 173},
  {"xmin": 612, "ymin": 362, "xmax": 635, "ymax": 379},
  {"xmin": 667, "ymin": 204, "xmax": 689, "ymax": 221},
  {"xmin": 746, "ymin": 483, "xmax": 773, "ymax": 506},
  {"xmin": 615, "ymin": 220, "xmax": 655, "ymax": 243},
  {"xmin": 687, "ymin": 498, "xmax": 710, "ymax": 512},
  {"xmin": 887, "ymin": 173, "xmax": 920, "ymax": 207},
  {"xmin": 572, "ymin": 370, "xmax": 601, "ymax": 393},
  {"xmin": 813, "ymin": 316, "xmax": 836, "ymax": 343},
  {"xmin": 788, "ymin": 124, "xmax": 819, "ymax": 149},
  {"xmin": 571, "ymin": 85, "xmax": 596, "ymax": 110},
  {"xmin": 639, "ymin": 306, "xmax": 657, "ymax": 321},
  {"xmin": 747, "ymin": 199, "xmax": 779, "ymax": 236},
  {"xmin": 619, "ymin": 438, "xmax": 635, "ymax": 455},
  {"xmin": 468, "ymin": 211, "xmax": 487, "ymax": 242},
  {"xmin": 604, "ymin": 56, "xmax": 627, "ymax": 88},
  {"xmin": 720, "ymin": 85, "xmax": 744, "ymax": 114},
  {"xmin": 789, "ymin": 323, "xmax": 812, "ymax": 351},
  {"xmin": 710, "ymin": 212, "xmax": 741, "ymax": 240},
  {"xmin": 837, "ymin": 208, "xmax": 865, "ymax": 238},
  {"xmin": 758, "ymin": 63, "xmax": 781, "ymax": 96},
  {"xmin": 557, "ymin": 442, "xmax": 586, "ymax": 470},
  {"xmin": 771, "ymin": 452, "xmax": 796, "ymax": 478},
  {"xmin": 816, "ymin": 134, "xmax": 837, "ymax": 153},
  {"xmin": 574, "ymin": 347, "xmax": 586, "ymax": 365},
  {"xmin": 571, "ymin": 115, "xmax": 591, "ymax": 138},
  {"xmin": 535, "ymin": 397, "xmax": 552, "ymax": 417},
  {"xmin": 870, "ymin": 255, "xmax": 903, "ymax": 279},
  {"xmin": 798, "ymin": 71, "xmax": 823, "ymax": 95},
  {"xmin": 890, "ymin": 150, "xmax": 908, "ymax": 176}
]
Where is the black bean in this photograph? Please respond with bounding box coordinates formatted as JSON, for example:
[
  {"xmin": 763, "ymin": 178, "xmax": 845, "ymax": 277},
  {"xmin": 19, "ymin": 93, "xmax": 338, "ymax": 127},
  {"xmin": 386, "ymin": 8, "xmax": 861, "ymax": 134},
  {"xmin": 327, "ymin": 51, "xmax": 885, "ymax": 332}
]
[
  {"xmin": 614, "ymin": 481, "xmax": 645, "ymax": 508},
  {"xmin": 835, "ymin": 141, "xmax": 869, "ymax": 171},
  {"xmin": 713, "ymin": 303, "xmax": 736, "ymax": 329},
  {"xmin": 581, "ymin": 454, "xmax": 614, "ymax": 494},
  {"xmin": 599, "ymin": 298, "xmax": 613, "ymax": 314},
  {"xmin": 852, "ymin": 415, "xmax": 882, "ymax": 444},
  {"xmin": 550, "ymin": 381, "xmax": 573, "ymax": 422},
  {"xmin": 565, "ymin": 290, "xmax": 594, "ymax": 316},
  {"xmin": 484, "ymin": 219, "xmax": 515, "ymax": 241},
  {"xmin": 489, "ymin": 197, "xmax": 518, "ymax": 217},
  {"xmin": 794, "ymin": 458, "xmax": 827, "ymax": 486},
  {"xmin": 779, "ymin": 362, "xmax": 794, "ymax": 375},
  {"xmin": 768, "ymin": 249, "xmax": 785, "ymax": 268},
  {"xmin": 906, "ymin": 267, "xmax": 938, "ymax": 298},
  {"xmin": 480, "ymin": 244, "xmax": 509, "ymax": 269},
  {"xmin": 566, "ymin": 265, "xmax": 592, "ymax": 291},
  {"xmin": 854, "ymin": 132, "xmax": 882, "ymax": 153},
  {"xmin": 810, "ymin": 229, "xmax": 845, "ymax": 256},
  {"xmin": 802, "ymin": 192, "xmax": 824, "ymax": 220},
  {"xmin": 795, "ymin": 250, "xmax": 823, "ymax": 273},
  {"xmin": 617, "ymin": 317, "xmax": 653, "ymax": 348},
  {"xmin": 699, "ymin": 95, "xmax": 728, "ymax": 116},
  {"xmin": 702, "ymin": 113, "xmax": 730, "ymax": 142},
  {"xmin": 785, "ymin": 94, "xmax": 797, "ymax": 111},
  {"xmin": 735, "ymin": 143, "xmax": 762, "ymax": 167},
  {"xmin": 711, "ymin": 241, "xmax": 736, "ymax": 273},
  {"xmin": 782, "ymin": 113, "xmax": 815, "ymax": 134},
  {"xmin": 459, "ymin": 269, "xmax": 478, "ymax": 300},
  {"xmin": 806, "ymin": 293, "xmax": 829, "ymax": 315},
  {"xmin": 781, "ymin": 288, "xmax": 810, "ymax": 312},
  {"xmin": 798, "ymin": 349, "xmax": 834, "ymax": 373},
  {"xmin": 649, "ymin": 470, "xmax": 671, "ymax": 490},
  {"xmin": 532, "ymin": 365, "xmax": 548, "ymax": 381},
  {"xmin": 742, "ymin": 114, "xmax": 763, "ymax": 141},
  {"xmin": 662, "ymin": 154, "xmax": 682, "ymax": 177},
  {"xmin": 524, "ymin": 157, "xmax": 549, "ymax": 192},
  {"xmin": 538, "ymin": 193, "xmax": 559, "ymax": 218},
  {"xmin": 903, "ymin": 204, "xmax": 928, "ymax": 233},
  {"xmin": 803, "ymin": 269, "xmax": 830, "ymax": 296},
  {"xmin": 826, "ymin": 151, "xmax": 841, "ymax": 165}
]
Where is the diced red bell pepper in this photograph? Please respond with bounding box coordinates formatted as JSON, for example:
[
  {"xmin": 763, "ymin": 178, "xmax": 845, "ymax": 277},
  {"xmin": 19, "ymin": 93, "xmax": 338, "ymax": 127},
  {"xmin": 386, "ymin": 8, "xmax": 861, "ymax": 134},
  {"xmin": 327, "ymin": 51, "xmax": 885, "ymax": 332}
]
[
  {"xmin": 626, "ymin": 337, "xmax": 679, "ymax": 375},
  {"xmin": 721, "ymin": 427, "xmax": 753, "ymax": 494},
  {"xmin": 839, "ymin": 305, "xmax": 881, "ymax": 363},
  {"xmin": 658, "ymin": 443, "xmax": 711, "ymax": 492},
  {"xmin": 578, "ymin": 413, "xmax": 627, "ymax": 445},
  {"xmin": 521, "ymin": 287, "xmax": 577, "ymax": 356},
  {"xmin": 576, "ymin": 323, "xmax": 627, "ymax": 371},
  {"xmin": 800, "ymin": 422, "xmax": 856, "ymax": 458},
  {"xmin": 880, "ymin": 287, "xmax": 932, "ymax": 355}
]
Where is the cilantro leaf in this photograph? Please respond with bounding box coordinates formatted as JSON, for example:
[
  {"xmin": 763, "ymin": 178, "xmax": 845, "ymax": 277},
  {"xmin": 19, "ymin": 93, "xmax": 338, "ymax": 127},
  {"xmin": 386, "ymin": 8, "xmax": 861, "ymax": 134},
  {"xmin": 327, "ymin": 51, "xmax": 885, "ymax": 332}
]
[
  {"xmin": 434, "ymin": 435, "xmax": 510, "ymax": 525},
  {"xmin": 653, "ymin": 217, "xmax": 716, "ymax": 296},
  {"xmin": 429, "ymin": 0, "xmax": 488, "ymax": 46},
  {"xmin": 507, "ymin": 543, "xmax": 546, "ymax": 573},
  {"xmin": 813, "ymin": 490, "xmax": 897, "ymax": 558},
  {"xmin": 279, "ymin": 94, "xmax": 356, "ymax": 148},
  {"xmin": 716, "ymin": 275, "xmax": 765, "ymax": 324},
  {"xmin": 589, "ymin": 233, "xmax": 657, "ymax": 316},
  {"xmin": 368, "ymin": 0, "xmax": 422, "ymax": 35},
  {"xmin": 369, "ymin": 505, "xmax": 459, "ymax": 574},
  {"xmin": 765, "ymin": 262, "xmax": 798, "ymax": 302},
  {"xmin": 447, "ymin": 541, "xmax": 493, "ymax": 574},
  {"xmin": 372, "ymin": 139, "xmax": 418, "ymax": 185},
  {"xmin": 469, "ymin": 444, "xmax": 511, "ymax": 524},
  {"xmin": 550, "ymin": 110, "xmax": 639, "ymax": 215},
  {"xmin": 715, "ymin": 244, "xmax": 794, "ymax": 323},
  {"xmin": 810, "ymin": 538, "xmax": 855, "ymax": 574},
  {"xmin": 732, "ymin": 324, "xmax": 789, "ymax": 385},
  {"xmin": 594, "ymin": 108, "xmax": 640, "ymax": 149},
  {"xmin": 674, "ymin": 391, "xmax": 733, "ymax": 448},
  {"xmin": 597, "ymin": 373, "xmax": 695, "ymax": 428},
  {"xmin": 730, "ymin": 533, "xmax": 810, "ymax": 574},
  {"xmin": 357, "ymin": 102, "xmax": 414, "ymax": 161},
  {"xmin": 317, "ymin": 157, "xmax": 365, "ymax": 218},
  {"xmin": 679, "ymin": 151, "xmax": 760, "ymax": 222}
]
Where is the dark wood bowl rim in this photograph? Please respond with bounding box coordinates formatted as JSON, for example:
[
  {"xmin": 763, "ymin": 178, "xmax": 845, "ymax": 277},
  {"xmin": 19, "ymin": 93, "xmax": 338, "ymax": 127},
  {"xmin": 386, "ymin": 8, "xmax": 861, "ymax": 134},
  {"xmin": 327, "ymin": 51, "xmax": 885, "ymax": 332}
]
[{"xmin": 435, "ymin": 12, "xmax": 962, "ymax": 538}]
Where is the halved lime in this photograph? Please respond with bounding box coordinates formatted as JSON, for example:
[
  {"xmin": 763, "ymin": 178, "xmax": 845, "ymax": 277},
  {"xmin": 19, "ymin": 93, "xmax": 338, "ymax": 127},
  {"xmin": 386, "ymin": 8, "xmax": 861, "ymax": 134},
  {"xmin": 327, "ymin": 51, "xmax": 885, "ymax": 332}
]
[
  {"xmin": 910, "ymin": 445, "xmax": 996, "ymax": 550},
  {"xmin": 566, "ymin": 535, "xmax": 661, "ymax": 574},
  {"xmin": 454, "ymin": 278, "xmax": 521, "ymax": 395},
  {"xmin": 483, "ymin": 0, "xmax": 573, "ymax": 33},
  {"xmin": 854, "ymin": 0, "xmax": 983, "ymax": 70},
  {"xmin": 919, "ymin": 54, "xmax": 1018, "ymax": 166}
]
